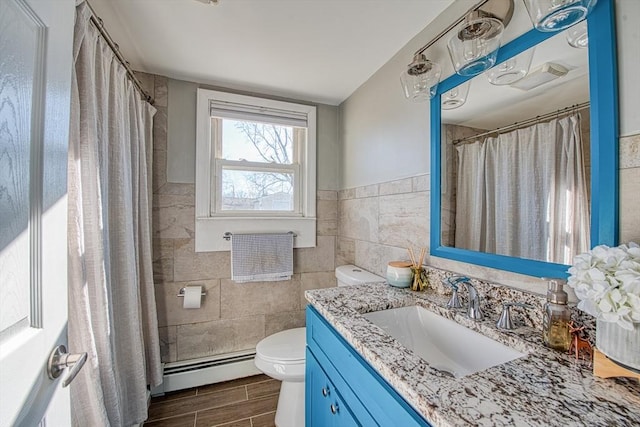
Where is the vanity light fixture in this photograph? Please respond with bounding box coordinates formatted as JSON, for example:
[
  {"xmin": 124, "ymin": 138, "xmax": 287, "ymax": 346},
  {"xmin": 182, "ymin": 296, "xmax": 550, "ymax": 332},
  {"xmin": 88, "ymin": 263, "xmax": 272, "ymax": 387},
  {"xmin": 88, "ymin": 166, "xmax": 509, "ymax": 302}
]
[
  {"xmin": 566, "ymin": 21, "xmax": 589, "ymax": 48},
  {"xmin": 441, "ymin": 80, "xmax": 471, "ymax": 109},
  {"xmin": 485, "ymin": 48, "xmax": 535, "ymax": 85},
  {"xmin": 523, "ymin": 0, "xmax": 597, "ymax": 32},
  {"xmin": 400, "ymin": 0, "xmax": 514, "ymax": 102},
  {"xmin": 400, "ymin": 54, "xmax": 442, "ymax": 102},
  {"xmin": 447, "ymin": 14, "xmax": 505, "ymax": 77}
]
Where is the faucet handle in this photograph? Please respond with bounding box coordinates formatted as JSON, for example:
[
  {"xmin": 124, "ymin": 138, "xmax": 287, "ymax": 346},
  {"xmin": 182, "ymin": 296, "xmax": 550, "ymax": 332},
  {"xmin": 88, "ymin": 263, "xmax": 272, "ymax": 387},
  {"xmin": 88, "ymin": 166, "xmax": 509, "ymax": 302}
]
[
  {"xmin": 443, "ymin": 276, "xmax": 469, "ymax": 309},
  {"xmin": 446, "ymin": 288, "xmax": 463, "ymax": 309},
  {"xmin": 496, "ymin": 302, "xmax": 535, "ymax": 330}
]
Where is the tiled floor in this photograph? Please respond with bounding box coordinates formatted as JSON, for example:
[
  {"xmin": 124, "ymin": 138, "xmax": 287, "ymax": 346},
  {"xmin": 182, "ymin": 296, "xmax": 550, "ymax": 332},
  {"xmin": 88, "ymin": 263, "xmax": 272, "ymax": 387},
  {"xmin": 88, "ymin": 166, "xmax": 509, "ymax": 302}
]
[{"xmin": 145, "ymin": 374, "xmax": 281, "ymax": 427}]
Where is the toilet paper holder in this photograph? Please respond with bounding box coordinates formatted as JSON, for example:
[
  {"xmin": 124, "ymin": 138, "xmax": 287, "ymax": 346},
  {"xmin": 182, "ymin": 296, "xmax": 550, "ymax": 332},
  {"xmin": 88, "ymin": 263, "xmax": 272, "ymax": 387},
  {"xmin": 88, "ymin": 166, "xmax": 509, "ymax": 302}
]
[{"xmin": 177, "ymin": 287, "xmax": 207, "ymax": 297}]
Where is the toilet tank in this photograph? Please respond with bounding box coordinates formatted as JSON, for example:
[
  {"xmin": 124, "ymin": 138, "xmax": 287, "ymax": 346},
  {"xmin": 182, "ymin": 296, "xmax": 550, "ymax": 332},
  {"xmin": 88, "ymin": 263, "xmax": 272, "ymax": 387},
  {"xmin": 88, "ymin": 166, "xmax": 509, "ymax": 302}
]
[{"xmin": 335, "ymin": 265, "xmax": 385, "ymax": 287}]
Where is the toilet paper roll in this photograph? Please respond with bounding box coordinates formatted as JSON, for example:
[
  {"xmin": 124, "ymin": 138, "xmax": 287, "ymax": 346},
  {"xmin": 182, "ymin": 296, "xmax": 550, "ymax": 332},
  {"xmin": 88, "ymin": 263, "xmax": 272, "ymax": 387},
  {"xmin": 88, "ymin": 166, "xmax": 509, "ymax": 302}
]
[{"xmin": 183, "ymin": 286, "xmax": 202, "ymax": 309}]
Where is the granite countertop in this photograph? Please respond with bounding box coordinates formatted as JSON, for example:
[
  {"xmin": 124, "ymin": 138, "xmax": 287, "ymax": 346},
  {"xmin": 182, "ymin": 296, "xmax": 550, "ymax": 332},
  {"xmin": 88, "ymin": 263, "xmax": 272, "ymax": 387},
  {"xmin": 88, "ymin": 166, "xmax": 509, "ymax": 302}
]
[{"xmin": 305, "ymin": 283, "xmax": 640, "ymax": 427}]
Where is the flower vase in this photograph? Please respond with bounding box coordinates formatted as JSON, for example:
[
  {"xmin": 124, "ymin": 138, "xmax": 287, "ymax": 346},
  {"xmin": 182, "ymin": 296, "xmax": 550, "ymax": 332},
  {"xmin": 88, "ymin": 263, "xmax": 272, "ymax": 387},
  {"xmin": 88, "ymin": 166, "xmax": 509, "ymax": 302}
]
[{"xmin": 596, "ymin": 320, "xmax": 640, "ymax": 372}]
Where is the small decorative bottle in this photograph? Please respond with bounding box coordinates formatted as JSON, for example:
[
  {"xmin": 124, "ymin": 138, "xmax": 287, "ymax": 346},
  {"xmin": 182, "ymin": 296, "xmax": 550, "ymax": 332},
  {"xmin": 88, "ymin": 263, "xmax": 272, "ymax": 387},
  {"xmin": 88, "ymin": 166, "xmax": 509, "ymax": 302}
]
[{"xmin": 542, "ymin": 280, "xmax": 571, "ymax": 351}]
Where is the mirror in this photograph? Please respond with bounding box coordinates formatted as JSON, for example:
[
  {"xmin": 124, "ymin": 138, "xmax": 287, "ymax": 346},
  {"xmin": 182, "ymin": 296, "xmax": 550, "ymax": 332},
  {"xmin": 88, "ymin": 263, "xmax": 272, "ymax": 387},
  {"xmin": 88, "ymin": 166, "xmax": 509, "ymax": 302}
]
[{"xmin": 430, "ymin": 0, "xmax": 618, "ymax": 279}]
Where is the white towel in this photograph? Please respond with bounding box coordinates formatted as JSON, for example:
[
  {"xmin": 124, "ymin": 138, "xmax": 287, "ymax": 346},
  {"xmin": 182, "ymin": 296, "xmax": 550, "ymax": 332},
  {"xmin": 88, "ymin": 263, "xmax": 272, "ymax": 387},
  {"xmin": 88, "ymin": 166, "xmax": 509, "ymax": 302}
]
[{"xmin": 231, "ymin": 233, "xmax": 294, "ymax": 283}]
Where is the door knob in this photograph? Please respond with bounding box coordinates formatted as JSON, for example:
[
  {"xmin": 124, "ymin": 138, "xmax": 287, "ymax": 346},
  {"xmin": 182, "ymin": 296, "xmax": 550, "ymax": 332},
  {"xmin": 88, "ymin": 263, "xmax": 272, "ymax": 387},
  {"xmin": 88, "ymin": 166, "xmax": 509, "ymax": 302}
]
[{"xmin": 47, "ymin": 345, "xmax": 87, "ymax": 387}]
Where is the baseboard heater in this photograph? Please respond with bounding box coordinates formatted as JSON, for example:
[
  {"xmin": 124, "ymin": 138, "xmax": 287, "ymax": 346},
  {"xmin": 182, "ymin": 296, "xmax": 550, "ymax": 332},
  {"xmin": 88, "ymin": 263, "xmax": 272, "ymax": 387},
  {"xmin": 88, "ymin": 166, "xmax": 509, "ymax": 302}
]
[{"xmin": 151, "ymin": 349, "xmax": 261, "ymax": 396}]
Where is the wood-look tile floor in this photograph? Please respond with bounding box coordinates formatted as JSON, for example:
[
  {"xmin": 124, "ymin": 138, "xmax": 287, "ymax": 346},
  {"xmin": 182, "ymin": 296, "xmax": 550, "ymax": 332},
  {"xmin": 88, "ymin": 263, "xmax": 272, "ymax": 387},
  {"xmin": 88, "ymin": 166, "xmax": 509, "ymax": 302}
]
[{"xmin": 145, "ymin": 374, "xmax": 280, "ymax": 427}]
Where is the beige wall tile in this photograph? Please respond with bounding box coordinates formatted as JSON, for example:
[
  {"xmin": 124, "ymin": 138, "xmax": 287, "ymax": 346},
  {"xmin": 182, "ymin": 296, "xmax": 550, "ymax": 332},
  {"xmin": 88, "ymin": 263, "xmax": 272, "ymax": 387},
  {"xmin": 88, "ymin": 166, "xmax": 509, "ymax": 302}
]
[
  {"xmin": 620, "ymin": 134, "xmax": 640, "ymax": 169},
  {"xmin": 154, "ymin": 75, "xmax": 168, "ymax": 107},
  {"xmin": 157, "ymin": 183, "xmax": 195, "ymax": 196},
  {"xmin": 379, "ymin": 177, "xmax": 412, "ymax": 196},
  {"xmin": 173, "ymin": 238, "xmax": 231, "ymax": 281},
  {"xmin": 220, "ymin": 275, "xmax": 301, "ymax": 319},
  {"xmin": 339, "ymin": 197, "xmax": 378, "ymax": 242},
  {"xmin": 378, "ymin": 191, "xmax": 430, "ymax": 248},
  {"xmin": 153, "ymin": 106, "xmax": 168, "ymax": 152},
  {"xmin": 620, "ymin": 167, "xmax": 640, "ymax": 243},
  {"xmin": 134, "ymin": 71, "xmax": 155, "ymax": 97},
  {"xmin": 153, "ymin": 257, "xmax": 173, "ymax": 283},
  {"xmin": 317, "ymin": 199, "xmax": 338, "ymax": 236},
  {"xmin": 336, "ymin": 238, "xmax": 355, "ymax": 266},
  {"xmin": 317, "ymin": 190, "xmax": 337, "ymax": 201},
  {"xmin": 356, "ymin": 183, "xmax": 379, "ymax": 198},
  {"xmin": 294, "ymin": 236, "xmax": 335, "ymax": 273},
  {"xmin": 153, "ymin": 195, "xmax": 195, "ymax": 239},
  {"xmin": 317, "ymin": 199, "xmax": 337, "ymax": 220},
  {"xmin": 339, "ymin": 188, "xmax": 355, "ymax": 200},
  {"xmin": 301, "ymin": 272, "xmax": 336, "ymax": 306},
  {"xmin": 153, "ymin": 238, "xmax": 174, "ymax": 262},
  {"xmin": 158, "ymin": 326, "xmax": 177, "ymax": 363},
  {"xmin": 177, "ymin": 316, "xmax": 265, "ymax": 359},
  {"xmin": 317, "ymin": 219, "xmax": 337, "ymax": 236},
  {"xmin": 155, "ymin": 280, "xmax": 221, "ymax": 327},
  {"xmin": 354, "ymin": 240, "xmax": 382, "ymax": 276},
  {"xmin": 412, "ymin": 174, "xmax": 430, "ymax": 192},
  {"xmin": 153, "ymin": 148, "xmax": 167, "ymax": 192},
  {"xmin": 265, "ymin": 310, "xmax": 305, "ymax": 336}
]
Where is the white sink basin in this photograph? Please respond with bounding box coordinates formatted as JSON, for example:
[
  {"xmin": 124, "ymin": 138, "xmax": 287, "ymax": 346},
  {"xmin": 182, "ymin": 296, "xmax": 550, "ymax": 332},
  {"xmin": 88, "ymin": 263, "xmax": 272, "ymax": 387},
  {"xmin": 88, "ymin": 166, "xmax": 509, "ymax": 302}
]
[{"xmin": 363, "ymin": 306, "xmax": 526, "ymax": 378}]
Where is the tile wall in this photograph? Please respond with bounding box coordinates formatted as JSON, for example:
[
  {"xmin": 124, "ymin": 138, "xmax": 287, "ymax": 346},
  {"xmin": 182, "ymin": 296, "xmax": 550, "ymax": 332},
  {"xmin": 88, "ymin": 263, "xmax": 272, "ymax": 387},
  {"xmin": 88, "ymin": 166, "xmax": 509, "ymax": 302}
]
[{"xmin": 137, "ymin": 72, "xmax": 338, "ymax": 363}]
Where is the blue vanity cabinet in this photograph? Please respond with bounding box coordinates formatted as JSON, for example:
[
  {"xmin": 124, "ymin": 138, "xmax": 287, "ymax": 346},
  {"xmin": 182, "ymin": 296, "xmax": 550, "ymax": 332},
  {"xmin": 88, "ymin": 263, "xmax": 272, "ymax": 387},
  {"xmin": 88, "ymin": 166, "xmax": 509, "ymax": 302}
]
[
  {"xmin": 305, "ymin": 306, "xmax": 431, "ymax": 426},
  {"xmin": 306, "ymin": 349, "xmax": 360, "ymax": 426}
]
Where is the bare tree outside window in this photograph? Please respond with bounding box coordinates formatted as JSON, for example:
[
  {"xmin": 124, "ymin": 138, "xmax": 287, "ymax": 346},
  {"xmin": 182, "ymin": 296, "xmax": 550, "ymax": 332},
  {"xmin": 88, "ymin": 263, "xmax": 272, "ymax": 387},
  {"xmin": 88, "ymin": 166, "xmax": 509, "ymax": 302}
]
[{"xmin": 220, "ymin": 120, "xmax": 301, "ymax": 211}]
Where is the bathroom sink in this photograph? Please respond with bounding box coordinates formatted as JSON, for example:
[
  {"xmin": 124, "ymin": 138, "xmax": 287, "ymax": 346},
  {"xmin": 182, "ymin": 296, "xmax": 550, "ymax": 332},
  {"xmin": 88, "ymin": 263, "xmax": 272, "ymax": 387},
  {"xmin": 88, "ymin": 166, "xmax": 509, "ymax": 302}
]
[{"xmin": 363, "ymin": 306, "xmax": 526, "ymax": 378}]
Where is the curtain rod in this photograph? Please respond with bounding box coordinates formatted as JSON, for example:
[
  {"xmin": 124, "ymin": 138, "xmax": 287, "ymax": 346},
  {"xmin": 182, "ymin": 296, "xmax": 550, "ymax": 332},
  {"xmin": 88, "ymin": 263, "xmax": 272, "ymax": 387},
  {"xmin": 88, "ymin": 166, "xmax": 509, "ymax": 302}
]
[
  {"xmin": 85, "ymin": 1, "xmax": 154, "ymax": 105},
  {"xmin": 452, "ymin": 101, "xmax": 590, "ymax": 146}
]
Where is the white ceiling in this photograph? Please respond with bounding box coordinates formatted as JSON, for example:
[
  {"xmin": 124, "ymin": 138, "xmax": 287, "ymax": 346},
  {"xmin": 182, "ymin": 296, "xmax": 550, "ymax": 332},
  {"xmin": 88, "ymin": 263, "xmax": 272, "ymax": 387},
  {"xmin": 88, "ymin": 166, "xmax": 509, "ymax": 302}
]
[{"xmin": 89, "ymin": 0, "xmax": 454, "ymax": 105}]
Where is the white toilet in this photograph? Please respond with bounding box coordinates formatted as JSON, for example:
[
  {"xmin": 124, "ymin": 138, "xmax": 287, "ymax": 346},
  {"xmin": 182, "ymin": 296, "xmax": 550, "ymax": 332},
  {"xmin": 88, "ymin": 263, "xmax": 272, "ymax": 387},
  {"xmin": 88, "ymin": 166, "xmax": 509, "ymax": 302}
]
[{"xmin": 254, "ymin": 265, "xmax": 385, "ymax": 427}]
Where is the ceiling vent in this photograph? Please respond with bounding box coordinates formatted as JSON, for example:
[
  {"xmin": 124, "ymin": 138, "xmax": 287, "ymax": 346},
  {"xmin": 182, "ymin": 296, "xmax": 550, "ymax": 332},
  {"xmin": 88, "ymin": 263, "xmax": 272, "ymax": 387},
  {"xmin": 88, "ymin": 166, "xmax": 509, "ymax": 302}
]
[{"xmin": 510, "ymin": 62, "xmax": 568, "ymax": 91}]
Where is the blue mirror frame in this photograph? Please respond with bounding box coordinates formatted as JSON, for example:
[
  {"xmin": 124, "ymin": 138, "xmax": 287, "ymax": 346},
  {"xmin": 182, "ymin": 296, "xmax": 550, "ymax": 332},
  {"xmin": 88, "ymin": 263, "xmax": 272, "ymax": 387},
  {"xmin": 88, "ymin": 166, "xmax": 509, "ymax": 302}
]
[{"xmin": 429, "ymin": 0, "xmax": 618, "ymax": 279}]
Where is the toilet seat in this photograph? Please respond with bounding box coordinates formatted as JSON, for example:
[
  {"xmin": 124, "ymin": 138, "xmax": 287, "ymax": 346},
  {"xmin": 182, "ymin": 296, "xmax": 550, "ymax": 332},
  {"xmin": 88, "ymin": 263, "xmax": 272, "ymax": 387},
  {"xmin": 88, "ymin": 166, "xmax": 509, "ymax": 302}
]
[{"xmin": 256, "ymin": 327, "xmax": 305, "ymax": 363}]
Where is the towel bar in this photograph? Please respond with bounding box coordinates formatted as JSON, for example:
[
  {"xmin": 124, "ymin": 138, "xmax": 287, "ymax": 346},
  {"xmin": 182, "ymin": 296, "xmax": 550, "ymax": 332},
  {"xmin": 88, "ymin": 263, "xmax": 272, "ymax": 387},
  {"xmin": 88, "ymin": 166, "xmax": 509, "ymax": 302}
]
[{"xmin": 222, "ymin": 231, "xmax": 297, "ymax": 241}]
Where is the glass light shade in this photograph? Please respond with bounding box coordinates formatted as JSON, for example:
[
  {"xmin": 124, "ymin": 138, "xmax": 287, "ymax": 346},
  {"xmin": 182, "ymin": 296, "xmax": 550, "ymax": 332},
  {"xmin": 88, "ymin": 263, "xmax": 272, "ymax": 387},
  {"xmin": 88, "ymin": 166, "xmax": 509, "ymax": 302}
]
[
  {"xmin": 447, "ymin": 17, "xmax": 504, "ymax": 77},
  {"xmin": 400, "ymin": 54, "xmax": 442, "ymax": 102},
  {"xmin": 441, "ymin": 81, "xmax": 470, "ymax": 110},
  {"xmin": 523, "ymin": 0, "xmax": 597, "ymax": 32},
  {"xmin": 566, "ymin": 21, "xmax": 589, "ymax": 48},
  {"xmin": 485, "ymin": 48, "xmax": 535, "ymax": 85}
]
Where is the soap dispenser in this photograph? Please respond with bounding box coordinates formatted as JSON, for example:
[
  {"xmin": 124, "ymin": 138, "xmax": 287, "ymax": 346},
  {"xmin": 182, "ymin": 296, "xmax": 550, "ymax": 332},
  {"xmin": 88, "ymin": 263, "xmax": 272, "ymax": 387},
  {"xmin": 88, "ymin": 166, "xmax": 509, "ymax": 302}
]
[{"xmin": 542, "ymin": 280, "xmax": 571, "ymax": 351}]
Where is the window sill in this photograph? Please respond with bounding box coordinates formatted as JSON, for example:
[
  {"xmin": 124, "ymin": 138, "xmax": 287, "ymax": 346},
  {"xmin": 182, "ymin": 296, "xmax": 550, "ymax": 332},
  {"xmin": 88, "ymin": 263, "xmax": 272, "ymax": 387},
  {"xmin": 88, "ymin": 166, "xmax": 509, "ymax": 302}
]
[{"xmin": 195, "ymin": 216, "xmax": 316, "ymax": 252}]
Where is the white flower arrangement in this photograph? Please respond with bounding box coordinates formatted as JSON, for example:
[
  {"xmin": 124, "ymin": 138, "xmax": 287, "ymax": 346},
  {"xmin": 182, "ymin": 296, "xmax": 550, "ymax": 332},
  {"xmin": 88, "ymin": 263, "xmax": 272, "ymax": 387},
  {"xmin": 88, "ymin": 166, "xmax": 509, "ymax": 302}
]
[{"xmin": 567, "ymin": 242, "xmax": 640, "ymax": 330}]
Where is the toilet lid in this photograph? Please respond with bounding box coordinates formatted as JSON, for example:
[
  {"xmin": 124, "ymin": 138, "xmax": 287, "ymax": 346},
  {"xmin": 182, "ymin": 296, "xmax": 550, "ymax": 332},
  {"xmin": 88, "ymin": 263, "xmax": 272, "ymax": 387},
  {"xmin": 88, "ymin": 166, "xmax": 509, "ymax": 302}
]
[{"xmin": 256, "ymin": 327, "xmax": 306, "ymax": 362}]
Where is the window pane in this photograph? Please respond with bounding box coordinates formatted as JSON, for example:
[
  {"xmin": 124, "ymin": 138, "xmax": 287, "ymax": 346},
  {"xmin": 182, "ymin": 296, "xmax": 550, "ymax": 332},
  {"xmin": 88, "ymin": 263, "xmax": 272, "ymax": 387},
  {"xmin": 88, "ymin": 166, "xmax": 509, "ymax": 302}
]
[
  {"xmin": 220, "ymin": 119, "xmax": 300, "ymax": 164},
  {"xmin": 221, "ymin": 169, "xmax": 294, "ymax": 211}
]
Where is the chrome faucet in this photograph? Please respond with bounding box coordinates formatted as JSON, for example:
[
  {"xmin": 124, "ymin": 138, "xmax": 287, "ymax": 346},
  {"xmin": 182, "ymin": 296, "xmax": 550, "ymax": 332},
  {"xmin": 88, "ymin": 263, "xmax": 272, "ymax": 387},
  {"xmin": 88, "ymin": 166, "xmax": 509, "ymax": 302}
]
[
  {"xmin": 443, "ymin": 276, "xmax": 483, "ymax": 321},
  {"xmin": 463, "ymin": 282, "xmax": 483, "ymax": 321}
]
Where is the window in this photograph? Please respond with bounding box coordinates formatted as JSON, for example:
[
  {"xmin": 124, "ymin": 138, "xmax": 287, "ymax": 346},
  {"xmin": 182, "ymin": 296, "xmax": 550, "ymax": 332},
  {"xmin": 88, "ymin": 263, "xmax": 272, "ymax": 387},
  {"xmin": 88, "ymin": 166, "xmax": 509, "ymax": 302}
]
[{"xmin": 195, "ymin": 89, "xmax": 316, "ymax": 251}]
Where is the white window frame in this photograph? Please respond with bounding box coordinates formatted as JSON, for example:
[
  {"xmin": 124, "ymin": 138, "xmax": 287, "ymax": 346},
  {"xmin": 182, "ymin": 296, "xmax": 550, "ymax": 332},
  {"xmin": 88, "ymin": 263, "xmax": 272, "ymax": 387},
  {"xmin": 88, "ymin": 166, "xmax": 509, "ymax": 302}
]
[{"xmin": 195, "ymin": 89, "xmax": 316, "ymax": 252}]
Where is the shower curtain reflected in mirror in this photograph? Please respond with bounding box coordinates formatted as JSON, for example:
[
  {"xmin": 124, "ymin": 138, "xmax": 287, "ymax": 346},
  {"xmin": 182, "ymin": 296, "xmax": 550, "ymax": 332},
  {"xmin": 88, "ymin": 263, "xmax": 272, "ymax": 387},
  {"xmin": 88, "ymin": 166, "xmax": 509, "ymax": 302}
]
[
  {"xmin": 67, "ymin": 3, "xmax": 162, "ymax": 425},
  {"xmin": 454, "ymin": 113, "xmax": 590, "ymax": 264}
]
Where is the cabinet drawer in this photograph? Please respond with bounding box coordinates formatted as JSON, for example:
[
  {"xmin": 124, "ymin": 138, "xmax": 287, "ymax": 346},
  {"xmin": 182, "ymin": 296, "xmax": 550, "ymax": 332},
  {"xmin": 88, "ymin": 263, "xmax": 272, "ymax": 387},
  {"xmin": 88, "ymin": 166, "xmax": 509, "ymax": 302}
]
[{"xmin": 306, "ymin": 306, "xmax": 430, "ymax": 427}]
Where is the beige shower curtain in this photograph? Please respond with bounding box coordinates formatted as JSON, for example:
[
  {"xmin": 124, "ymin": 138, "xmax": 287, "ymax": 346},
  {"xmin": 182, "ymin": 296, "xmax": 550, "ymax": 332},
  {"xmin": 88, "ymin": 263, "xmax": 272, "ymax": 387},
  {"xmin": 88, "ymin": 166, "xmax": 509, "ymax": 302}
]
[
  {"xmin": 455, "ymin": 114, "xmax": 590, "ymax": 264},
  {"xmin": 68, "ymin": 3, "xmax": 162, "ymax": 425}
]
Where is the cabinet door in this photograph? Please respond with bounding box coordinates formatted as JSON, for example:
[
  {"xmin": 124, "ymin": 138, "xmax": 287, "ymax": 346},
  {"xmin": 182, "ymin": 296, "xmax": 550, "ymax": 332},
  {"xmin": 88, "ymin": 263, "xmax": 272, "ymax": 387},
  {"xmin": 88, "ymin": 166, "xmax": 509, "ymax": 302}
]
[{"xmin": 306, "ymin": 349, "xmax": 360, "ymax": 427}]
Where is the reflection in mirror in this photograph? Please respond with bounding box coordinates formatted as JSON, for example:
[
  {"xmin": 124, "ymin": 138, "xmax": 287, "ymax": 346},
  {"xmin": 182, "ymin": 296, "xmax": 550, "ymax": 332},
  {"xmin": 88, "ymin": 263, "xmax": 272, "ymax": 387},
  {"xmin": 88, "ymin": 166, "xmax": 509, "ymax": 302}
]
[
  {"xmin": 430, "ymin": 0, "xmax": 617, "ymax": 279},
  {"xmin": 440, "ymin": 27, "xmax": 590, "ymax": 265}
]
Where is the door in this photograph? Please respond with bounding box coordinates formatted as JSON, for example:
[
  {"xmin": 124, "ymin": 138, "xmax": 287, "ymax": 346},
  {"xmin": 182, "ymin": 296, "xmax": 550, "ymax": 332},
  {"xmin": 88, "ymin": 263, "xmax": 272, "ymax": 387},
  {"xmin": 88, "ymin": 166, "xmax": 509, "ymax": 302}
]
[{"xmin": 0, "ymin": 0, "xmax": 76, "ymax": 425}]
